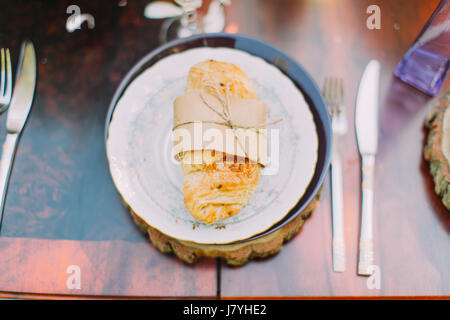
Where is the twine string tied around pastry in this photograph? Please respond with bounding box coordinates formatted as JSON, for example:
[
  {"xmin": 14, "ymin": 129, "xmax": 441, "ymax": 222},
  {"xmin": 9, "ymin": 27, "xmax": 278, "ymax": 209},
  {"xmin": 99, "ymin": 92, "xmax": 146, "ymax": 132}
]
[
  {"xmin": 173, "ymin": 84, "xmax": 282, "ymax": 160},
  {"xmin": 172, "ymin": 84, "xmax": 282, "ymax": 132}
]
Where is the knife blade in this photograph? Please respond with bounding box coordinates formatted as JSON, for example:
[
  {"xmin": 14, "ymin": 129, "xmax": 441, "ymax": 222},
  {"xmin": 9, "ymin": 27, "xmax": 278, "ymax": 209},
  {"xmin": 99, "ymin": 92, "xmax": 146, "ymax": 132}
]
[
  {"xmin": 0, "ymin": 41, "xmax": 37, "ymax": 230},
  {"xmin": 356, "ymin": 60, "xmax": 380, "ymax": 155},
  {"xmin": 355, "ymin": 59, "xmax": 380, "ymax": 275},
  {"xmin": 6, "ymin": 41, "xmax": 37, "ymax": 134}
]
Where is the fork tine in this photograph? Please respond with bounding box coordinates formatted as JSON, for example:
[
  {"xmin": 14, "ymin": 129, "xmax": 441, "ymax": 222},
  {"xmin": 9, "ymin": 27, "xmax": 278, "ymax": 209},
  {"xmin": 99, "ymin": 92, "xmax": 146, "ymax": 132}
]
[
  {"xmin": 0, "ymin": 48, "xmax": 5, "ymax": 96},
  {"xmin": 334, "ymin": 78, "xmax": 343, "ymax": 114},
  {"xmin": 4, "ymin": 49, "xmax": 12, "ymax": 102},
  {"xmin": 331, "ymin": 77, "xmax": 337, "ymax": 115},
  {"xmin": 328, "ymin": 78, "xmax": 335, "ymax": 115},
  {"xmin": 327, "ymin": 77, "xmax": 335, "ymax": 116},
  {"xmin": 335, "ymin": 78, "xmax": 341, "ymax": 114},
  {"xmin": 332, "ymin": 77, "xmax": 337, "ymax": 115},
  {"xmin": 322, "ymin": 77, "xmax": 330, "ymax": 114},
  {"xmin": 322, "ymin": 77, "xmax": 328, "ymax": 101}
]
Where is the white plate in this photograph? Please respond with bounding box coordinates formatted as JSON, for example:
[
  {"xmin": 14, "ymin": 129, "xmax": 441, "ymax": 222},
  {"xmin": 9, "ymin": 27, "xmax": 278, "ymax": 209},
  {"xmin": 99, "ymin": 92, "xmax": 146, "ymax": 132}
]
[{"xmin": 106, "ymin": 47, "xmax": 318, "ymax": 244}]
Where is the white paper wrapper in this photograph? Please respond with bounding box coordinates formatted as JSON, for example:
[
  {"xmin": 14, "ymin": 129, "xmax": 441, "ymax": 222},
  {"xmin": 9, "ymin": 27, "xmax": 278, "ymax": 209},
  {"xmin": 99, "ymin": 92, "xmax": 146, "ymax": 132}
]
[{"xmin": 173, "ymin": 90, "xmax": 267, "ymax": 165}]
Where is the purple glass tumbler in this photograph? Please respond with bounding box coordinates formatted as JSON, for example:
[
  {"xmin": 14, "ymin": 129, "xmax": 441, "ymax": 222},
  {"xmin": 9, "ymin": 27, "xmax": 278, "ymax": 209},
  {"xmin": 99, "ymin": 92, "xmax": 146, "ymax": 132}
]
[{"xmin": 394, "ymin": 0, "xmax": 449, "ymax": 96}]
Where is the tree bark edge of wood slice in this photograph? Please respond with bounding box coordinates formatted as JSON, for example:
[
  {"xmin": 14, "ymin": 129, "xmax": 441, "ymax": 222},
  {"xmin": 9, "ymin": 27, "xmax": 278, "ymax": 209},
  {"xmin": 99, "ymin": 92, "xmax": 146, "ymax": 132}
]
[
  {"xmin": 424, "ymin": 89, "xmax": 450, "ymax": 211},
  {"xmin": 128, "ymin": 188, "xmax": 322, "ymax": 266}
]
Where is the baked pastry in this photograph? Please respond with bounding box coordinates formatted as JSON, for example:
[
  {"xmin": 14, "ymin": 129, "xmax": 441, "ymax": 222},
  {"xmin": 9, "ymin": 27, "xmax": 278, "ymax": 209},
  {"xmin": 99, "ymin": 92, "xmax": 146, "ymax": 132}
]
[
  {"xmin": 173, "ymin": 60, "xmax": 267, "ymax": 224},
  {"xmin": 424, "ymin": 90, "xmax": 450, "ymax": 210}
]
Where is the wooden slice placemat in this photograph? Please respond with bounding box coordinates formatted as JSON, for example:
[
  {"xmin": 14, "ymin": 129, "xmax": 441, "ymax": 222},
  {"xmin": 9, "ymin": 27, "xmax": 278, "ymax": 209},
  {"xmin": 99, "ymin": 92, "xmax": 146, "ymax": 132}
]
[
  {"xmin": 128, "ymin": 189, "xmax": 322, "ymax": 266},
  {"xmin": 424, "ymin": 90, "xmax": 450, "ymax": 210}
]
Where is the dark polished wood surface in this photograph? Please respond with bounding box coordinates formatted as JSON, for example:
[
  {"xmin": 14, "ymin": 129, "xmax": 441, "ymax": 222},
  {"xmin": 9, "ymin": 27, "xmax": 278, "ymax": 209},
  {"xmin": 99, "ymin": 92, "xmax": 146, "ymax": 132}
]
[
  {"xmin": 222, "ymin": 0, "xmax": 450, "ymax": 297},
  {"xmin": 0, "ymin": 0, "xmax": 448, "ymax": 298},
  {"xmin": 0, "ymin": 0, "xmax": 218, "ymax": 298}
]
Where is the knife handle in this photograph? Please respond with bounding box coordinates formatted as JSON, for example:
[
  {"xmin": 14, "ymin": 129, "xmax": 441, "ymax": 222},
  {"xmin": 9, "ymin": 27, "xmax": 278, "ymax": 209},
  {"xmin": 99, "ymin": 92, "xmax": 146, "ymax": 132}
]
[
  {"xmin": 331, "ymin": 149, "xmax": 346, "ymax": 272},
  {"xmin": 0, "ymin": 133, "xmax": 19, "ymax": 229},
  {"xmin": 358, "ymin": 154, "xmax": 375, "ymax": 275}
]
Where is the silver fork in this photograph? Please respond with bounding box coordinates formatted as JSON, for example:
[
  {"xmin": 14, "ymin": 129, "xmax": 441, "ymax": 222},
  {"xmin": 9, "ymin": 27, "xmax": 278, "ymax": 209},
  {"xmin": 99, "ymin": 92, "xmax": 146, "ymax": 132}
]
[
  {"xmin": 0, "ymin": 48, "xmax": 13, "ymax": 114},
  {"xmin": 323, "ymin": 77, "xmax": 347, "ymax": 273}
]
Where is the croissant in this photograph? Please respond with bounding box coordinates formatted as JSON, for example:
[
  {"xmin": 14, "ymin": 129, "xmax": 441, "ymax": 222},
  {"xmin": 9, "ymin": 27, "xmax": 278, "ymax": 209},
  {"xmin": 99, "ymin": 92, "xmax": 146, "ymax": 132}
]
[{"xmin": 174, "ymin": 60, "xmax": 265, "ymax": 224}]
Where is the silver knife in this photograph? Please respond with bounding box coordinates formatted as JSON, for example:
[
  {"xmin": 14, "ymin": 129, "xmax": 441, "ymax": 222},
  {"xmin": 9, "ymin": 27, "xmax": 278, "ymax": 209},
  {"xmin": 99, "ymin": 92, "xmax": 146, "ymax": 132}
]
[
  {"xmin": 0, "ymin": 41, "xmax": 37, "ymax": 229},
  {"xmin": 355, "ymin": 59, "xmax": 380, "ymax": 276}
]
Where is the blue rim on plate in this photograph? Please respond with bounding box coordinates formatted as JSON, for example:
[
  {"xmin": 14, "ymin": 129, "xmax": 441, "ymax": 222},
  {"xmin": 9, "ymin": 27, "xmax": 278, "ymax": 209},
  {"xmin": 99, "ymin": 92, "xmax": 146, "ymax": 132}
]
[{"xmin": 105, "ymin": 33, "xmax": 331, "ymax": 244}]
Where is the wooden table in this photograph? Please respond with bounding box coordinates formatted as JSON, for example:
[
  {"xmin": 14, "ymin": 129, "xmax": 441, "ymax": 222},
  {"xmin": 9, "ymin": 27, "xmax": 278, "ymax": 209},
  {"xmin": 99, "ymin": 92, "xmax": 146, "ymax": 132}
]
[{"xmin": 0, "ymin": 0, "xmax": 448, "ymax": 299}]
